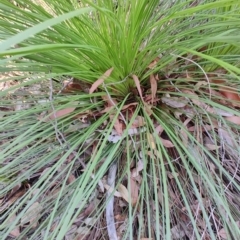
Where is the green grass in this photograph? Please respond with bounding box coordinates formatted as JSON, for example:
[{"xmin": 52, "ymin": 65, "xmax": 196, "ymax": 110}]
[{"xmin": 0, "ymin": 0, "xmax": 240, "ymax": 239}]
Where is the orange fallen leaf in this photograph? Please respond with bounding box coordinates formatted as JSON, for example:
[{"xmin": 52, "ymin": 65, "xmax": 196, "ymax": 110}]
[
  {"xmin": 131, "ymin": 116, "xmax": 145, "ymax": 128},
  {"xmin": 148, "ymin": 57, "xmax": 160, "ymax": 69},
  {"xmin": 102, "ymin": 95, "xmax": 117, "ymax": 107},
  {"xmin": 129, "ymin": 178, "xmax": 139, "ymax": 206},
  {"xmin": 89, "ymin": 67, "xmax": 114, "ymax": 93},
  {"xmin": 110, "ymin": 114, "xmax": 123, "ymax": 135},
  {"xmin": 161, "ymin": 138, "xmax": 174, "ymax": 148},
  {"xmin": 122, "ymin": 102, "xmax": 138, "ymax": 110},
  {"xmin": 62, "ymin": 81, "xmax": 83, "ymax": 92},
  {"xmin": 219, "ymin": 86, "xmax": 240, "ymax": 102},
  {"xmin": 131, "ymin": 160, "xmax": 144, "ymax": 178},
  {"xmin": 132, "ymin": 74, "xmax": 144, "ymax": 102},
  {"xmin": 67, "ymin": 174, "xmax": 76, "ymax": 184},
  {"xmin": 225, "ymin": 116, "xmax": 240, "ymax": 125},
  {"xmin": 49, "ymin": 107, "xmax": 76, "ymax": 120},
  {"xmin": 219, "ymin": 227, "xmax": 228, "ymax": 240},
  {"xmin": 150, "ymin": 74, "xmax": 157, "ymax": 104},
  {"xmin": 205, "ymin": 144, "xmax": 220, "ymax": 151},
  {"xmin": 155, "ymin": 124, "xmax": 164, "ymax": 135}
]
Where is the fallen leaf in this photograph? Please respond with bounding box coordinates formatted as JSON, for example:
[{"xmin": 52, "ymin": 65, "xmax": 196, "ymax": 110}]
[
  {"xmin": 104, "ymin": 184, "xmax": 122, "ymax": 197},
  {"xmin": 89, "ymin": 67, "xmax": 114, "ymax": 93},
  {"xmin": 131, "ymin": 116, "xmax": 145, "ymax": 128},
  {"xmin": 102, "ymin": 95, "xmax": 117, "ymax": 107},
  {"xmin": 225, "ymin": 116, "xmax": 240, "ymax": 125},
  {"xmin": 214, "ymin": 108, "xmax": 234, "ymax": 117},
  {"xmin": 110, "ymin": 114, "xmax": 123, "ymax": 135},
  {"xmin": 129, "ymin": 178, "xmax": 139, "ymax": 206},
  {"xmin": 161, "ymin": 96, "xmax": 188, "ymax": 108},
  {"xmin": 150, "ymin": 74, "xmax": 157, "ymax": 104},
  {"xmin": 148, "ymin": 57, "xmax": 160, "ymax": 69},
  {"xmin": 218, "ymin": 222, "xmax": 240, "ymax": 240},
  {"xmin": 48, "ymin": 107, "xmax": 76, "ymax": 120},
  {"xmin": 188, "ymin": 125, "xmax": 216, "ymax": 132},
  {"xmin": 62, "ymin": 81, "xmax": 83, "ymax": 92},
  {"xmin": 118, "ymin": 184, "xmax": 130, "ymax": 203},
  {"xmin": 155, "ymin": 124, "xmax": 164, "ymax": 135},
  {"xmin": 21, "ymin": 202, "xmax": 42, "ymax": 228},
  {"xmin": 132, "ymin": 75, "xmax": 144, "ymax": 102},
  {"xmin": 205, "ymin": 144, "xmax": 220, "ymax": 151},
  {"xmin": 219, "ymin": 227, "xmax": 228, "ymax": 240},
  {"xmin": 131, "ymin": 160, "xmax": 144, "ymax": 178},
  {"xmin": 218, "ymin": 128, "xmax": 236, "ymax": 147},
  {"xmin": 161, "ymin": 138, "xmax": 174, "ymax": 148},
  {"xmin": 8, "ymin": 214, "xmax": 20, "ymax": 238},
  {"xmin": 122, "ymin": 102, "xmax": 138, "ymax": 110},
  {"xmin": 219, "ymin": 86, "xmax": 240, "ymax": 102},
  {"xmin": 67, "ymin": 174, "xmax": 76, "ymax": 184},
  {"xmin": 171, "ymin": 224, "xmax": 185, "ymax": 239}
]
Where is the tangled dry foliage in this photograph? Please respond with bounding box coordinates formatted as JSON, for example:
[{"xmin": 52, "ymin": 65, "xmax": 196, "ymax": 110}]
[{"xmin": 1, "ymin": 0, "xmax": 240, "ymax": 239}]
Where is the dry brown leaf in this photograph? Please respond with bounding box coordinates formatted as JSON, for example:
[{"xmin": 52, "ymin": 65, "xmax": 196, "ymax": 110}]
[
  {"xmin": 205, "ymin": 144, "xmax": 220, "ymax": 151},
  {"xmin": 131, "ymin": 116, "xmax": 145, "ymax": 128},
  {"xmin": 188, "ymin": 125, "xmax": 215, "ymax": 132},
  {"xmin": 89, "ymin": 67, "xmax": 114, "ymax": 93},
  {"xmin": 62, "ymin": 81, "xmax": 83, "ymax": 92},
  {"xmin": 218, "ymin": 128, "xmax": 236, "ymax": 147},
  {"xmin": 148, "ymin": 57, "xmax": 160, "ymax": 69},
  {"xmin": 110, "ymin": 114, "xmax": 123, "ymax": 135},
  {"xmin": 2, "ymin": 189, "xmax": 26, "ymax": 212},
  {"xmin": 219, "ymin": 86, "xmax": 240, "ymax": 102},
  {"xmin": 155, "ymin": 124, "xmax": 164, "ymax": 135},
  {"xmin": 219, "ymin": 227, "xmax": 228, "ymax": 240},
  {"xmin": 122, "ymin": 102, "xmax": 138, "ymax": 110},
  {"xmin": 67, "ymin": 174, "xmax": 76, "ymax": 184},
  {"xmin": 225, "ymin": 116, "xmax": 240, "ymax": 125},
  {"xmin": 102, "ymin": 95, "xmax": 117, "ymax": 107},
  {"xmin": 161, "ymin": 96, "xmax": 188, "ymax": 108},
  {"xmin": 48, "ymin": 107, "xmax": 76, "ymax": 120},
  {"xmin": 219, "ymin": 221, "xmax": 240, "ymax": 240},
  {"xmin": 144, "ymin": 103, "xmax": 153, "ymax": 116},
  {"xmin": 171, "ymin": 224, "xmax": 185, "ymax": 239},
  {"xmin": 100, "ymin": 106, "xmax": 114, "ymax": 113},
  {"xmin": 8, "ymin": 214, "xmax": 20, "ymax": 238},
  {"xmin": 161, "ymin": 138, "xmax": 174, "ymax": 148},
  {"xmin": 104, "ymin": 184, "xmax": 122, "ymax": 198},
  {"xmin": 132, "ymin": 75, "xmax": 144, "ymax": 102},
  {"xmin": 131, "ymin": 160, "xmax": 144, "ymax": 178},
  {"xmin": 118, "ymin": 184, "xmax": 130, "ymax": 203},
  {"xmin": 129, "ymin": 178, "xmax": 139, "ymax": 206},
  {"xmin": 150, "ymin": 74, "xmax": 157, "ymax": 104},
  {"xmin": 21, "ymin": 202, "xmax": 42, "ymax": 228}
]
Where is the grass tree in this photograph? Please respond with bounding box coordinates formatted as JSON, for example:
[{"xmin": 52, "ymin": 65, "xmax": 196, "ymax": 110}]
[{"xmin": 0, "ymin": 0, "xmax": 240, "ymax": 239}]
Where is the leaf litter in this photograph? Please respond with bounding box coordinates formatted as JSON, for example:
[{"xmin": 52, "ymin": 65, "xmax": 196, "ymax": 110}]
[{"xmin": 1, "ymin": 38, "xmax": 240, "ymax": 240}]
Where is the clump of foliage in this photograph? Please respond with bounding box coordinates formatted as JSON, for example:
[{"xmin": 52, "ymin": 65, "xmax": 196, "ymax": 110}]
[{"xmin": 0, "ymin": 0, "xmax": 240, "ymax": 239}]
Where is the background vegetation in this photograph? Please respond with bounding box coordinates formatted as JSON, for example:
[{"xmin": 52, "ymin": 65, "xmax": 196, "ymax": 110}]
[{"xmin": 0, "ymin": 0, "xmax": 240, "ymax": 239}]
